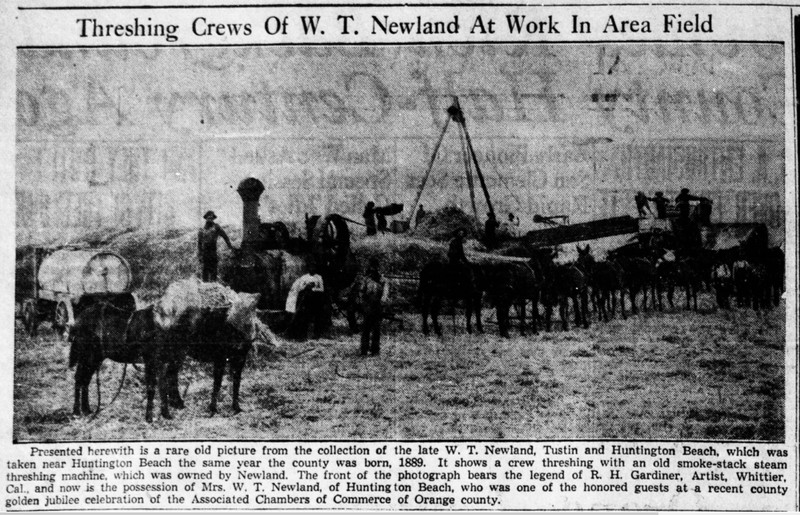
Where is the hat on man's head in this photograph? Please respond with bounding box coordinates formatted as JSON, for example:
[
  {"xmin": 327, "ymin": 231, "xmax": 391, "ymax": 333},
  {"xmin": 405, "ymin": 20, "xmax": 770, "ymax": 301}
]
[
  {"xmin": 680, "ymin": 188, "xmax": 690, "ymax": 194},
  {"xmin": 655, "ymin": 191, "xmax": 664, "ymax": 197},
  {"xmin": 203, "ymin": 210, "xmax": 217, "ymax": 220}
]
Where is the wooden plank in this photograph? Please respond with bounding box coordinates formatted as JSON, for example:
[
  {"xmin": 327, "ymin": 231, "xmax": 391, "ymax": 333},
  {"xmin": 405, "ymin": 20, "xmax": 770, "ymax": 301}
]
[{"xmin": 523, "ymin": 215, "xmax": 639, "ymax": 247}]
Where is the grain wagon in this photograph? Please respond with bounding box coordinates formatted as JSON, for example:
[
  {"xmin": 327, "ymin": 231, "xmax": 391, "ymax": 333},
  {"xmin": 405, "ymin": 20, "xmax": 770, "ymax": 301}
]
[{"xmin": 21, "ymin": 247, "xmax": 134, "ymax": 336}]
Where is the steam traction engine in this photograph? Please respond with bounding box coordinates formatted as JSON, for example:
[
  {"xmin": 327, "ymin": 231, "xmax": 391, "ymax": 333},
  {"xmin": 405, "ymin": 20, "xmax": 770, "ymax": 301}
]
[{"xmin": 225, "ymin": 177, "xmax": 358, "ymax": 324}]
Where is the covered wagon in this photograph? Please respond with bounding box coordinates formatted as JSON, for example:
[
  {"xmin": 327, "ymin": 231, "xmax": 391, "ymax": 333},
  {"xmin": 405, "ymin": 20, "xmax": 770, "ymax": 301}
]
[{"xmin": 21, "ymin": 247, "xmax": 135, "ymax": 336}]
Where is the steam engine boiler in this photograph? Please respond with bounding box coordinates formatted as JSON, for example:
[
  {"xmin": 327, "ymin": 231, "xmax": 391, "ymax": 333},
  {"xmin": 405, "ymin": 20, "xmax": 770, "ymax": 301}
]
[{"xmin": 224, "ymin": 177, "xmax": 358, "ymax": 313}]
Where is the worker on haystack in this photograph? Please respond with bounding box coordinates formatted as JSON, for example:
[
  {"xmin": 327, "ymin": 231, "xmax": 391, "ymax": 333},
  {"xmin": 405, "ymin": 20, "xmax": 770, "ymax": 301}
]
[
  {"xmin": 448, "ymin": 228, "xmax": 469, "ymax": 266},
  {"xmin": 500, "ymin": 212, "xmax": 519, "ymax": 238},
  {"xmin": 634, "ymin": 191, "xmax": 652, "ymax": 218},
  {"xmin": 285, "ymin": 261, "xmax": 327, "ymax": 341},
  {"xmin": 648, "ymin": 191, "xmax": 670, "ymax": 219},
  {"xmin": 415, "ymin": 204, "xmax": 427, "ymax": 227},
  {"xmin": 198, "ymin": 210, "xmax": 234, "ymax": 282},
  {"xmin": 695, "ymin": 197, "xmax": 713, "ymax": 225},
  {"xmin": 363, "ymin": 201, "xmax": 377, "ymax": 236},
  {"xmin": 675, "ymin": 187, "xmax": 704, "ymax": 221},
  {"xmin": 358, "ymin": 257, "xmax": 389, "ymax": 357},
  {"xmin": 484, "ymin": 212, "xmax": 499, "ymax": 250},
  {"xmin": 376, "ymin": 211, "xmax": 388, "ymax": 233}
]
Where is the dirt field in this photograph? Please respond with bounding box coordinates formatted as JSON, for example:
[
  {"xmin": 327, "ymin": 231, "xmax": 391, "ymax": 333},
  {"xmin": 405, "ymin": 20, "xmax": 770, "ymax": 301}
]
[{"xmin": 13, "ymin": 293, "xmax": 785, "ymax": 442}]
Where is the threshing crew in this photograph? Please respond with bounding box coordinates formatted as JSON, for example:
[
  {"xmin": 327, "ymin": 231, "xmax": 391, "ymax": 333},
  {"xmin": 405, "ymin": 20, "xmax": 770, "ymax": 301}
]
[
  {"xmin": 634, "ymin": 188, "xmax": 711, "ymax": 221},
  {"xmin": 198, "ymin": 211, "xmax": 235, "ymax": 282}
]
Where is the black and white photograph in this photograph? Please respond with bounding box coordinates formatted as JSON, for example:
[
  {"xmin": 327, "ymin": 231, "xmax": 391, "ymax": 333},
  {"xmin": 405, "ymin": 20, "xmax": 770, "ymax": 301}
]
[{"xmin": 13, "ymin": 41, "xmax": 786, "ymax": 444}]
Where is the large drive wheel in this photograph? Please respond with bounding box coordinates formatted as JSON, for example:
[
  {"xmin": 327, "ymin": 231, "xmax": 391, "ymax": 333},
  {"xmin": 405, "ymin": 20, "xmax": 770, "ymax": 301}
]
[
  {"xmin": 310, "ymin": 214, "xmax": 350, "ymax": 268},
  {"xmin": 22, "ymin": 300, "xmax": 37, "ymax": 336}
]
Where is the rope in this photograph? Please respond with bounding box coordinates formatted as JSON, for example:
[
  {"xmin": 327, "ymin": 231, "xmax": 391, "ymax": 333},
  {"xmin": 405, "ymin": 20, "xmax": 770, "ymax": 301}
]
[
  {"xmin": 91, "ymin": 363, "xmax": 128, "ymax": 420},
  {"xmin": 492, "ymin": 165, "xmax": 525, "ymax": 212},
  {"xmin": 409, "ymin": 116, "xmax": 451, "ymax": 226}
]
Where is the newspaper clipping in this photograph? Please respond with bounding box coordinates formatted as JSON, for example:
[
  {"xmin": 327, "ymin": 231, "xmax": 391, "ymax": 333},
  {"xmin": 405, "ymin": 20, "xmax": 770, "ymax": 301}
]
[{"xmin": 1, "ymin": 0, "xmax": 797, "ymax": 512}]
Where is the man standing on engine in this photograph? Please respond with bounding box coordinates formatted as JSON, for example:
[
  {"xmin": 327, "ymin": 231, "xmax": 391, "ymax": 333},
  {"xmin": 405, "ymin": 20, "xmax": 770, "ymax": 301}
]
[{"xmin": 198, "ymin": 210, "xmax": 234, "ymax": 282}]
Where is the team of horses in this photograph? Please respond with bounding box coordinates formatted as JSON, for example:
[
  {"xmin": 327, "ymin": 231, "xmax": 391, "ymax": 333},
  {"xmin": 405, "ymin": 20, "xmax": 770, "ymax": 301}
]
[
  {"xmin": 417, "ymin": 242, "xmax": 784, "ymax": 338},
  {"xmin": 66, "ymin": 240, "xmax": 783, "ymax": 423}
]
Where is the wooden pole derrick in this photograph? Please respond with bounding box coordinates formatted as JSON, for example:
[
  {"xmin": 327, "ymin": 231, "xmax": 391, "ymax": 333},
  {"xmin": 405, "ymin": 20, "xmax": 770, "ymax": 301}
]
[{"xmin": 409, "ymin": 96, "xmax": 495, "ymax": 233}]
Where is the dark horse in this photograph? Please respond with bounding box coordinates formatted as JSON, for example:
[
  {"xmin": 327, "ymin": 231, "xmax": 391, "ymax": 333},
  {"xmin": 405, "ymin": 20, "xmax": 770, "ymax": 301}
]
[
  {"xmin": 134, "ymin": 293, "xmax": 267, "ymax": 422},
  {"xmin": 69, "ymin": 298, "xmax": 138, "ymax": 416},
  {"xmin": 418, "ymin": 260, "xmax": 483, "ymax": 336},
  {"xmin": 655, "ymin": 255, "xmax": 701, "ymax": 311},
  {"xmin": 576, "ymin": 244, "xmax": 625, "ymax": 322},
  {"xmin": 481, "ymin": 259, "xmax": 542, "ymax": 337},
  {"xmin": 533, "ymin": 248, "xmax": 590, "ymax": 331},
  {"xmin": 607, "ymin": 246, "xmax": 657, "ymax": 315}
]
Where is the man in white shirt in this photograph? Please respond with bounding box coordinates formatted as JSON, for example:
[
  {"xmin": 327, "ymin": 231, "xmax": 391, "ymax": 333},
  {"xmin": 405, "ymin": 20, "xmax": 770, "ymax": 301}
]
[{"xmin": 285, "ymin": 263, "xmax": 327, "ymax": 340}]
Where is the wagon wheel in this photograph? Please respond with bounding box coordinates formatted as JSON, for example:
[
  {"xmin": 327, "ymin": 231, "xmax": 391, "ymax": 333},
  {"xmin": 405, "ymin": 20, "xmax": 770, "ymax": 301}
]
[
  {"xmin": 22, "ymin": 300, "xmax": 37, "ymax": 336},
  {"xmin": 53, "ymin": 301, "xmax": 69, "ymax": 337}
]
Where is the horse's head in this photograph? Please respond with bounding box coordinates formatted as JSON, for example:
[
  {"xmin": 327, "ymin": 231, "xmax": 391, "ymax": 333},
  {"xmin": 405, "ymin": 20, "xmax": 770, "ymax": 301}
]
[
  {"xmin": 125, "ymin": 305, "xmax": 161, "ymax": 343},
  {"xmin": 575, "ymin": 244, "xmax": 594, "ymax": 268}
]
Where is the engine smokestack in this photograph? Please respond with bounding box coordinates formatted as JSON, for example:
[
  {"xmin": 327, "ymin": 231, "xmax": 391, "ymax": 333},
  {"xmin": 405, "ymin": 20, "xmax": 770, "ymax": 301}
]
[{"xmin": 236, "ymin": 177, "xmax": 265, "ymax": 253}]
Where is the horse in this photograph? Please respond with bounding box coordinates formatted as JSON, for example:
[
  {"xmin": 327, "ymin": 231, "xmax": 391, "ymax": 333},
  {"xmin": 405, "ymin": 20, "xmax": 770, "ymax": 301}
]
[
  {"xmin": 139, "ymin": 292, "xmax": 274, "ymax": 421},
  {"xmin": 481, "ymin": 259, "xmax": 542, "ymax": 338},
  {"xmin": 68, "ymin": 297, "xmax": 138, "ymax": 416},
  {"xmin": 763, "ymin": 247, "xmax": 784, "ymax": 308},
  {"xmin": 733, "ymin": 258, "xmax": 769, "ymax": 310},
  {"xmin": 655, "ymin": 254, "xmax": 701, "ymax": 311},
  {"xmin": 607, "ymin": 247, "xmax": 657, "ymax": 315},
  {"xmin": 575, "ymin": 244, "xmax": 626, "ymax": 322},
  {"xmin": 532, "ymin": 249, "xmax": 590, "ymax": 331},
  {"xmin": 711, "ymin": 260, "xmax": 734, "ymax": 309},
  {"xmin": 418, "ymin": 260, "xmax": 483, "ymax": 337}
]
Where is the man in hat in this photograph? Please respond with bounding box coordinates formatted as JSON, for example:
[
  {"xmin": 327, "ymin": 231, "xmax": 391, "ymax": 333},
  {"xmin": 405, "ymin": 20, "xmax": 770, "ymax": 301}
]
[
  {"xmin": 634, "ymin": 191, "xmax": 652, "ymax": 218},
  {"xmin": 198, "ymin": 210, "xmax": 234, "ymax": 282},
  {"xmin": 675, "ymin": 188, "xmax": 703, "ymax": 221},
  {"xmin": 647, "ymin": 191, "xmax": 670, "ymax": 219},
  {"xmin": 695, "ymin": 197, "xmax": 713, "ymax": 225},
  {"xmin": 484, "ymin": 212, "xmax": 499, "ymax": 250},
  {"xmin": 363, "ymin": 201, "xmax": 377, "ymax": 236},
  {"xmin": 415, "ymin": 204, "xmax": 427, "ymax": 228},
  {"xmin": 376, "ymin": 210, "xmax": 388, "ymax": 233},
  {"xmin": 358, "ymin": 257, "xmax": 389, "ymax": 356}
]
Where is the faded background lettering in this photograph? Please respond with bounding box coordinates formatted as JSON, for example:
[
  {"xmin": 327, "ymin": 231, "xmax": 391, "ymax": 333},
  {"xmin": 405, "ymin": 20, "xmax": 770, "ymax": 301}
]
[{"xmin": 16, "ymin": 44, "xmax": 784, "ymax": 244}]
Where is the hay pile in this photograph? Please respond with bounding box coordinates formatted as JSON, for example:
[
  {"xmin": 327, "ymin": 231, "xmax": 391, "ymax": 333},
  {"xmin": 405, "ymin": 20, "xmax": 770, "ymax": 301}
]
[
  {"xmin": 105, "ymin": 226, "xmax": 240, "ymax": 302},
  {"xmin": 154, "ymin": 277, "xmax": 240, "ymax": 328},
  {"xmin": 352, "ymin": 234, "xmax": 448, "ymax": 275},
  {"xmin": 414, "ymin": 205, "xmax": 479, "ymax": 241}
]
